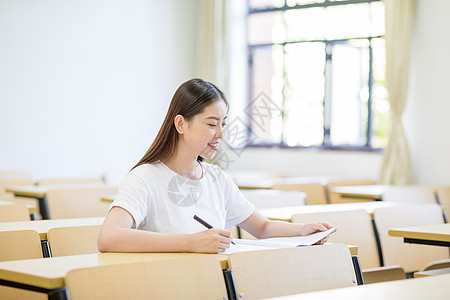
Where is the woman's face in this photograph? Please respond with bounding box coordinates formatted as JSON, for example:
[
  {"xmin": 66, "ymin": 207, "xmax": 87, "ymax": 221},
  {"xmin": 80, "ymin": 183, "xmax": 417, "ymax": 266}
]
[{"xmin": 183, "ymin": 99, "xmax": 228, "ymax": 160}]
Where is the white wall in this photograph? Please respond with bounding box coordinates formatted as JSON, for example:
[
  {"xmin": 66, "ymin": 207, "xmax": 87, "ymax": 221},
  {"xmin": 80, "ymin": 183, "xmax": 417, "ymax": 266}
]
[
  {"xmin": 0, "ymin": 0, "xmax": 200, "ymax": 180},
  {"xmin": 405, "ymin": 0, "xmax": 450, "ymax": 184}
]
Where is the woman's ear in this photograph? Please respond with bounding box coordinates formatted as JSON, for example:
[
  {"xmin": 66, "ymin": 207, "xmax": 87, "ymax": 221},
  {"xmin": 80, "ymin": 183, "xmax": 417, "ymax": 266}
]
[{"xmin": 174, "ymin": 114, "xmax": 185, "ymax": 134}]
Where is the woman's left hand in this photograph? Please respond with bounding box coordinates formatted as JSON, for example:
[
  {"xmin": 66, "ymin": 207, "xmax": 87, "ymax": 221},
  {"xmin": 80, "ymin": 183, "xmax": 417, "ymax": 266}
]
[{"xmin": 299, "ymin": 222, "xmax": 336, "ymax": 245}]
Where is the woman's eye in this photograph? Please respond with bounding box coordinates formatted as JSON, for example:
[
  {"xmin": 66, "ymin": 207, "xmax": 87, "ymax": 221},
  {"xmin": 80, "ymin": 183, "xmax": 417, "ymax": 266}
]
[
  {"xmin": 208, "ymin": 124, "xmax": 216, "ymax": 127},
  {"xmin": 222, "ymin": 123, "xmax": 227, "ymax": 127}
]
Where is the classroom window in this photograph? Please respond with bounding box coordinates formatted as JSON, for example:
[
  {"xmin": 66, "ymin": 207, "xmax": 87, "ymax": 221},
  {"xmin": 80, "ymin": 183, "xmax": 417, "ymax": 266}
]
[{"xmin": 247, "ymin": 0, "xmax": 388, "ymax": 150}]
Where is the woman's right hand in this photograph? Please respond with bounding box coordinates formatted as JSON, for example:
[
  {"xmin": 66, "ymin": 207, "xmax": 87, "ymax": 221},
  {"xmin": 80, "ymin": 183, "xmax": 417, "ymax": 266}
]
[{"xmin": 189, "ymin": 229, "xmax": 233, "ymax": 253}]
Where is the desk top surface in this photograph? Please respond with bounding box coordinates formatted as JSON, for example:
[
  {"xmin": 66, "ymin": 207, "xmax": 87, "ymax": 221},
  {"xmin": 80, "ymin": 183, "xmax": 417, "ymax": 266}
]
[
  {"xmin": 266, "ymin": 273, "xmax": 450, "ymax": 299},
  {"xmin": 0, "ymin": 252, "xmax": 229, "ymax": 289},
  {"xmin": 331, "ymin": 185, "xmax": 388, "ymax": 198},
  {"xmin": 0, "ymin": 200, "xmax": 37, "ymax": 214},
  {"xmin": 0, "ymin": 217, "xmax": 105, "ymax": 240},
  {"xmin": 388, "ymin": 223, "xmax": 450, "ymax": 242},
  {"xmin": 259, "ymin": 201, "xmax": 406, "ymax": 221},
  {"xmin": 5, "ymin": 184, "xmax": 113, "ymax": 198}
]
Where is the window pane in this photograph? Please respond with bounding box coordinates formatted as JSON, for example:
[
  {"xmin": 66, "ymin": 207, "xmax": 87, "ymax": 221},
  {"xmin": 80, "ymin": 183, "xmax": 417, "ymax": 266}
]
[
  {"xmin": 285, "ymin": 3, "xmax": 384, "ymax": 42},
  {"xmin": 249, "ymin": 46, "xmax": 284, "ymax": 144},
  {"xmin": 285, "ymin": 7, "xmax": 326, "ymax": 41},
  {"xmin": 284, "ymin": 42, "xmax": 325, "ymax": 146},
  {"xmin": 249, "ymin": 0, "xmax": 285, "ymax": 10},
  {"xmin": 248, "ymin": 12, "xmax": 285, "ymax": 45},
  {"xmin": 330, "ymin": 40, "xmax": 369, "ymax": 146},
  {"xmin": 371, "ymin": 38, "xmax": 390, "ymax": 148},
  {"xmin": 287, "ymin": 0, "xmax": 325, "ymax": 6}
]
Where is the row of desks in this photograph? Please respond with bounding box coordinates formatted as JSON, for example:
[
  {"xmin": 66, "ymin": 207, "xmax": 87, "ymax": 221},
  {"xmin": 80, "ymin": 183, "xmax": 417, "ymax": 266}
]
[{"xmin": 5, "ymin": 184, "xmax": 386, "ymax": 219}]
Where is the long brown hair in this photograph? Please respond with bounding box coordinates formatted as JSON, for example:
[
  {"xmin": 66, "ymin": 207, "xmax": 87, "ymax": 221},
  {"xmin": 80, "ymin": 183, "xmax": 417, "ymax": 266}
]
[{"xmin": 132, "ymin": 78, "xmax": 228, "ymax": 169}]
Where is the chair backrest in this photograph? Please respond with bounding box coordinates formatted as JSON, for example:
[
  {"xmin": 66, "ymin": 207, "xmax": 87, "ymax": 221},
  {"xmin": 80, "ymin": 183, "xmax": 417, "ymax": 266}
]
[
  {"xmin": 241, "ymin": 189, "xmax": 306, "ymax": 209},
  {"xmin": 46, "ymin": 186, "xmax": 118, "ymax": 219},
  {"xmin": 436, "ymin": 186, "xmax": 450, "ymax": 219},
  {"xmin": 382, "ymin": 185, "xmax": 437, "ymax": 204},
  {"xmin": 228, "ymin": 244, "xmax": 356, "ymax": 299},
  {"xmin": 325, "ymin": 179, "xmax": 375, "ymax": 204},
  {"xmin": 0, "ymin": 230, "xmax": 43, "ymax": 261},
  {"xmin": 373, "ymin": 203, "xmax": 448, "ymax": 273},
  {"xmin": 65, "ymin": 256, "xmax": 228, "ymax": 300},
  {"xmin": 272, "ymin": 182, "xmax": 328, "ymax": 205},
  {"xmin": 292, "ymin": 209, "xmax": 379, "ymax": 269},
  {"xmin": 0, "ymin": 203, "xmax": 31, "ymax": 222},
  {"xmin": 47, "ymin": 225, "xmax": 101, "ymax": 257},
  {"xmin": 36, "ymin": 178, "xmax": 104, "ymax": 185}
]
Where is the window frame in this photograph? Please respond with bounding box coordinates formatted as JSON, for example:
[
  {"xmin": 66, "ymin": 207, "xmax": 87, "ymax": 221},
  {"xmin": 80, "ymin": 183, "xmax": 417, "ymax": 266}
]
[{"xmin": 246, "ymin": 0, "xmax": 384, "ymax": 152}]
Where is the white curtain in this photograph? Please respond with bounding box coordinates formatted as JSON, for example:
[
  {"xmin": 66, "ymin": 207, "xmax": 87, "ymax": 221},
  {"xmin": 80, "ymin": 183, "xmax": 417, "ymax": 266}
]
[
  {"xmin": 196, "ymin": 0, "xmax": 229, "ymax": 95},
  {"xmin": 379, "ymin": 0, "xmax": 415, "ymax": 185}
]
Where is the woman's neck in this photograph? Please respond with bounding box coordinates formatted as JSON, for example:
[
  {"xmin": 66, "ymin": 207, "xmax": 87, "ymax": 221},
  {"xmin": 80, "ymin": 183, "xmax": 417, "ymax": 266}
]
[{"xmin": 163, "ymin": 152, "xmax": 202, "ymax": 180}]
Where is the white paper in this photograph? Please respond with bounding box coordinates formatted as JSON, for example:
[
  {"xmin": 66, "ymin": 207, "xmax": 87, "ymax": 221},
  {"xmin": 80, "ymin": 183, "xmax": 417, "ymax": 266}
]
[{"xmin": 219, "ymin": 227, "xmax": 337, "ymax": 255}]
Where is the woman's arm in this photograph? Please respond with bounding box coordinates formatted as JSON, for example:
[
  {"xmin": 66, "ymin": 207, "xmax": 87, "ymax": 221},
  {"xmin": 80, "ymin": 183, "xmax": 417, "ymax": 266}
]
[
  {"xmin": 238, "ymin": 210, "xmax": 335, "ymax": 242},
  {"xmin": 97, "ymin": 207, "xmax": 233, "ymax": 253}
]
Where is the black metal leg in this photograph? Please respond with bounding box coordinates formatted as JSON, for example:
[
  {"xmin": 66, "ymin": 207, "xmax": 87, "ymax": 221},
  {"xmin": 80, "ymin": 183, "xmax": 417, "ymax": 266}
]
[
  {"xmin": 223, "ymin": 269, "xmax": 237, "ymax": 300},
  {"xmin": 38, "ymin": 196, "xmax": 50, "ymax": 219},
  {"xmin": 371, "ymin": 218, "xmax": 384, "ymax": 267},
  {"xmin": 236, "ymin": 226, "xmax": 242, "ymax": 239},
  {"xmin": 41, "ymin": 241, "xmax": 51, "ymax": 258},
  {"xmin": 48, "ymin": 288, "xmax": 69, "ymax": 300},
  {"xmin": 351, "ymin": 256, "xmax": 365, "ymax": 285}
]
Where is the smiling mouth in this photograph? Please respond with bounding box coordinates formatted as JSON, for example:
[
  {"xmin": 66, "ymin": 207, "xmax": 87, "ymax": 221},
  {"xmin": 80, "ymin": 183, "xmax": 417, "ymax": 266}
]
[{"xmin": 207, "ymin": 142, "xmax": 219, "ymax": 151}]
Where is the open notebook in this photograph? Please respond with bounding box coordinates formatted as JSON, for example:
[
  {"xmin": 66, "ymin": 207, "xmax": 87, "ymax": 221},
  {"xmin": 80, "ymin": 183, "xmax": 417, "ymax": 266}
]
[{"xmin": 220, "ymin": 227, "xmax": 337, "ymax": 254}]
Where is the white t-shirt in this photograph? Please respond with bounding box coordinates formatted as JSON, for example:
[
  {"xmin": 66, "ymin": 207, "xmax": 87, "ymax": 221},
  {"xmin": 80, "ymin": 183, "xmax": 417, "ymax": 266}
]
[{"xmin": 110, "ymin": 162, "xmax": 255, "ymax": 234}]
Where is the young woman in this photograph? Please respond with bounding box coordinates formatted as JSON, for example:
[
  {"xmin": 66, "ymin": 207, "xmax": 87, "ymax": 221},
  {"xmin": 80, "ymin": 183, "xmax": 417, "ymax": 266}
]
[{"xmin": 97, "ymin": 78, "xmax": 334, "ymax": 253}]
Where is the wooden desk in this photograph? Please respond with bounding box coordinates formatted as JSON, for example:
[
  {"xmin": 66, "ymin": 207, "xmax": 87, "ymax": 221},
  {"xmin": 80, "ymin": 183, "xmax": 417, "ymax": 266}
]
[
  {"xmin": 0, "ymin": 246, "xmax": 359, "ymax": 299},
  {"xmin": 0, "ymin": 252, "xmax": 229, "ymax": 297},
  {"xmin": 237, "ymin": 179, "xmax": 273, "ymax": 190},
  {"xmin": 265, "ymin": 273, "xmax": 450, "ymax": 299},
  {"xmin": 0, "ymin": 217, "xmax": 104, "ymax": 241},
  {"xmin": 388, "ymin": 223, "xmax": 450, "ymax": 247},
  {"xmin": 259, "ymin": 202, "xmax": 406, "ymax": 222},
  {"xmin": 331, "ymin": 185, "xmax": 388, "ymax": 201},
  {"xmin": 6, "ymin": 184, "xmax": 110, "ymax": 220}
]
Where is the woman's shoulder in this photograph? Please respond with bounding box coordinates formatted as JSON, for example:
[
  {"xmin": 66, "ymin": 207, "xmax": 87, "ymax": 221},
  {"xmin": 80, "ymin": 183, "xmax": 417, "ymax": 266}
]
[
  {"xmin": 202, "ymin": 162, "xmax": 232, "ymax": 182},
  {"xmin": 127, "ymin": 163, "xmax": 167, "ymax": 179}
]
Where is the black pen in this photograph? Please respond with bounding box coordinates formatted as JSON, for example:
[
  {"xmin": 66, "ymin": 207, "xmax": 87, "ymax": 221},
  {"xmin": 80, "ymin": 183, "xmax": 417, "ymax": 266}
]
[{"xmin": 193, "ymin": 215, "xmax": 235, "ymax": 245}]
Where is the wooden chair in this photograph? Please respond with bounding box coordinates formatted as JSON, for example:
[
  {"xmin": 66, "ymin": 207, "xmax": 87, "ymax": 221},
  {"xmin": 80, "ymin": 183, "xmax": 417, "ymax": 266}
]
[
  {"xmin": 36, "ymin": 177, "xmax": 105, "ymax": 185},
  {"xmin": 272, "ymin": 181, "xmax": 328, "ymax": 205},
  {"xmin": 382, "ymin": 185, "xmax": 437, "ymax": 204},
  {"xmin": 0, "ymin": 229, "xmax": 46, "ymax": 298},
  {"xmin": 46, "ymin": 186, "xmax": 118, "ymax": 219},
  {"xmin": 373, "ymin": 204, "xmax": 450, "ymax": 273},
  {"xmin": 65, "ymin": 256, "xmax": 228, "ymax": 300},
  {"xmin": 47, "ymin": 225, "xmax": 101, "ymax": 257},
  {"xmin": 0, "ymin": 203, "xmax": 31, "ymax": 222},
  {"xmin": 0, "ymin": 230, "xmax": 42, "ymax": 261},
  {"xmin": 325, "ymin": 179, "xmax": 375, "ymax": 204},
  {"xmin": 292, "ymin": 210, "xmax": 379, "ymax": 269},
  {"xmin": 291, "ymin": 209, "xmax": 406, "ymax": 284},
  {"xmin": 228, "ymin": 243, "xmax": 356, "ymax": 299}
]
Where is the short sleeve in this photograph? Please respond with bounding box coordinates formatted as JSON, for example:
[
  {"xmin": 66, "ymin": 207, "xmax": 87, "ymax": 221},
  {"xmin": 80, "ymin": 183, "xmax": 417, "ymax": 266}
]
[
  {"xmin": 109, "ymin": 170, "xmax": 149, "ymax": 227},
  {"xmin": 212, "ymin": 166, "xmax": 255, "ymax": 228}
]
